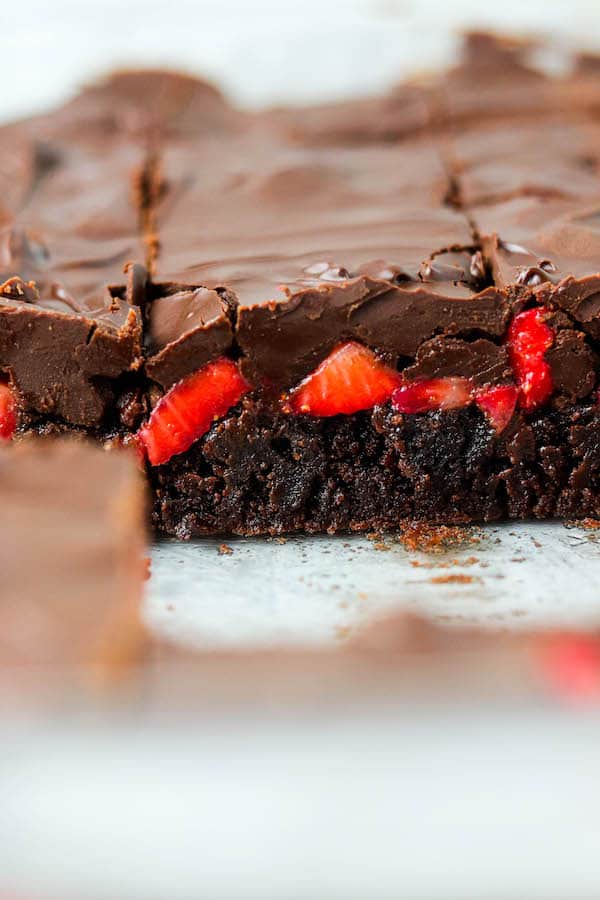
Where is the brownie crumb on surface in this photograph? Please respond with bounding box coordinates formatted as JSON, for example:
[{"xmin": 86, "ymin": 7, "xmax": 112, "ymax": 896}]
[
  {"xmin": 429, "ymin": 573, "xmax": 480, "ymax": 585},
  {"xmin": 565, "ymin": 518, "xmax": 600, "ymax": 531},
  {"xmin": 397, "ymin": 522, "xmax": 481, "ymax": 554}
]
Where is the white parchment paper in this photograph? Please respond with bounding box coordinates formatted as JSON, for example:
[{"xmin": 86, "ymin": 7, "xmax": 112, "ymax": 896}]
[{"xmin": 146, "ymin": 522, "xmax": 600, "ymax": 650}]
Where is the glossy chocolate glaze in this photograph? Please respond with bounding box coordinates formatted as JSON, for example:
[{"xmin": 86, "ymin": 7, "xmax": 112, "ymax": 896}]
[
  {"xmin": 270, "ymin": 81, "xmax": 433, "ymax": 146},
  {"xmin": 150, "ymin": 127, "xmax": 508, "ymax": 387},
  {"xmin": 0, "ymin": 32, "xmax": 600, "ymax": 428},
  {"xmin": 449, "ymin": 118, "xmax": 600, "ymax": 207},
  {"xmin": 436, "ymin": 40, "xmax": 600, "ymax": 406},
  {"xmin": 144, "ymin": 33, "xmax": 600, "ymax": 399},
  {"xmin": 0, "ymin": 92, "xmax": 148, "ymax": 426}
]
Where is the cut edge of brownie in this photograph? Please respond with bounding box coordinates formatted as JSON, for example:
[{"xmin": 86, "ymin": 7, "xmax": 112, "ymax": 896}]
[{"xmin": 148, "ymin": 399, "xmax": 600, "ymax": 538}]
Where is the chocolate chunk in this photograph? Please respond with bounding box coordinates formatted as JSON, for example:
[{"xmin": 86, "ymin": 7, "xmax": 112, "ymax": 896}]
[
  {"xmin": 145, "ymin": 286, "xmax": 235, "ymax": 389},
  {"xmin": 0, "ymin": 276, "xmax": 39, "ymax": 302},
  {"xmin": 402, "ymin": 337, "xmax": 512, "ymax": 387},
  {"xmin": 548, "ymin": 277, "xmax": 600, "ymax": 340},
  {"xmin": 546, "ymin": 329, "xmax": 598, "ymax": 402}
]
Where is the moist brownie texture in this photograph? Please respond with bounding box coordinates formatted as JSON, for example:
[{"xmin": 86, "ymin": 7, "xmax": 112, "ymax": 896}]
[
  {"xmin": 1, "ymin": 33, "xmax": 599, "ymax": 536},
  {"xmin": 0, "ymin": 439, "xmax": 147, "ymax": 668}
]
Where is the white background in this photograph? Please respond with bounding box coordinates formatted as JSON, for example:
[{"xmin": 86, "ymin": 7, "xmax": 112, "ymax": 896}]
[{"xmin": 2, "ymin": 0, "xmax": 600, "ymax": 122}]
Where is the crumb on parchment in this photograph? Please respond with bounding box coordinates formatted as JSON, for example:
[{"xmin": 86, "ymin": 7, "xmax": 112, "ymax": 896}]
[
  {"xmin": 367, "ymin": 532, "xmax": 392, "ymax": 551},
  {"xmin": 429, "ymin": 573, "xmax": 481, "ymax": 585},
  {"xmin": 397, "ymin": 522, "xmax": 480, "ymax": 554},
  {"xmin": 565, "ymin": 518, "xmax": 600, "ymax": 531},
  {"xmin": 410, "ymin": 555, "xmax": 480, "ymax": 569}
]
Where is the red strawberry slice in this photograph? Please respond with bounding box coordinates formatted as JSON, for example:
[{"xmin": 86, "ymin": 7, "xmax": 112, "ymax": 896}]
[
  {"xmin": 475, "ymin": 384, "xmax": 518, "ymax": 434},
  {"xmin": 507, "ymin": 307, "xmax": 554, "ymax": 411},
  {"xmin": 515, "ymin": 361, "xmax": 553, "ymax": 412},
  {"xmin": 288, "ymin": 342, "xmax": 402, "ymax": 417},
  {"xmin": 391, "ymin": 377, "xmax": 472, "ymax": 414},
  {"xmin": 0, "ymin": 382, "xmax": 16, "ymax": 440},
  {"xmin": 138, "ymin": 357, "xmax": 250, "ymax": 466}
]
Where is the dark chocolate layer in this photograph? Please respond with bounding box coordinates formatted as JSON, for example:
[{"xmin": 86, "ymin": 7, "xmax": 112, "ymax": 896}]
[
  {"xmin": 140, "ymin": 34, "xmax": 600, "ymax": 400},
  {"xmin": 0, "ymin": 272, "xmax": 143, "ymax": 425},
  {"xmin": 3, "ymin": 34, "xmax": 600, "ymax": 420},
  {"xmin": 0, "ymin": 92, "xmax": 148, "ymax": 426},
  {"xmin": 147, "ymin": 128, "xmax": 506, "ymax": 389}
]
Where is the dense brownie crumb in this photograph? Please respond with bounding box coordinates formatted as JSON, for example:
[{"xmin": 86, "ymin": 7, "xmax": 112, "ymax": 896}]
[{"xmin": 148, "ymin": 399, "xmax": 600, "ymax": 538}]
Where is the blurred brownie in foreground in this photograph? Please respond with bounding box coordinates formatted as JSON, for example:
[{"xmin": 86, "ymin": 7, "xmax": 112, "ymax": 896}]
[
  {"xmin": 145, "ymin": 606, "xmax": 600, "ymax": 710},
  {"xmin": 0, "ymin": 440, "xmax": 147, "ymax": 672}
]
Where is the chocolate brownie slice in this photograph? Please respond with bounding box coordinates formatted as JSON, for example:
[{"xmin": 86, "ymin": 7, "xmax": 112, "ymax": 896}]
[
  {"xmin": 139, "ymin": 36, "xmax": 599, "ymax": 536},
  {"xmin": 0, "ymin": 34, "xmax": 598, "ymax": 537}
]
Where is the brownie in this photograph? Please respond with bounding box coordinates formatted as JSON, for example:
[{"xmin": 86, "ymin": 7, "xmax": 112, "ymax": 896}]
[
  {"xmin": 0, "ymin": 33, "xmax": 599, "ymax": 536},
  {"xmin": 0, "ymin": 439, "xmax": 147, "ymax": 669}
]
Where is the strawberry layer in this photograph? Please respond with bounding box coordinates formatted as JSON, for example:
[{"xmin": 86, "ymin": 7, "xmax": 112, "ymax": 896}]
[{"xmin": 5, "ymin": 304, "xmax": 597, "ymax": 472}]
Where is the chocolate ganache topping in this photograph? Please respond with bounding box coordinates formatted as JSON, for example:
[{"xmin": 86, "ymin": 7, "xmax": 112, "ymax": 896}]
[{"xmin": 0, "ymin": 32, "xmax": 599, "ymax": 430}]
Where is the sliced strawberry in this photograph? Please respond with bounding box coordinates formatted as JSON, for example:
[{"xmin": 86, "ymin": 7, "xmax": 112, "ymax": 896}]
[
  {"xmin": 516, "ymin": 360, "xmax": 553, "ymax": 412},
  {"xmin": 508, "ymin": 307, "xmax": 554, "ymax": 358},
  {"xmin": 475, "ymin": 384, "xmax": 518, "ymax": 434},
  {"xmin": 391, "ymin": 377, "xmax": 472, "ymax": 414},
  {"xmin": 288, "ymin": 342, "xmax": 402, "ymax": 417},
  {"xmin": 507, "ymin": 307, "xmax": 554, "ymax": 411},
  {"xmin": 138, "ymin": 357, "xmax": 250, "ymax": 466},
  {"xmin": 0, "ymin": 382, "xmax": 17, "ymax": 440}
]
